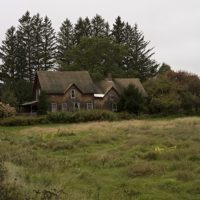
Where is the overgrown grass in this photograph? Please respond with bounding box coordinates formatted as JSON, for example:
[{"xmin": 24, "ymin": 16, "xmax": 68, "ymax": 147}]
[{"xmin": 0, "ymin": 117, "xmax": 200, "ymax": 199}]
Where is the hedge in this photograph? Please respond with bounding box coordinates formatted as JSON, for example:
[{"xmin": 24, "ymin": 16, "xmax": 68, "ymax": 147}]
[{"xmin": 0, "ymin": 110, "xmax": 133, "ymax": 126}]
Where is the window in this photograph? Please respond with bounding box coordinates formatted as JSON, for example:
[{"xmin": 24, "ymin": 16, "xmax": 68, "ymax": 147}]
[
  {"xmin": 112, "ymin": 103, "xmax": 117, "ymax": 112},
  {"xmin": 110, "ymin": 93, "xmax": 114, "ymax": 100},
  {"xmin": 73, "ymin": 102, "xmax": 80, "ymax": 110},
  {"xmin": 51, "ymin": 103, "xmax": 57, "ymax": 112},
  {"xmin": 70, "ymin": 89, "xmax": 76, "ymax": 99},
  {"xmin": 86, "ymin": 102, "xmax": 93, "ymax": 110},
  {"xmin": 62, "ymin": 103, "xmax": 67, "ymax": 111}
]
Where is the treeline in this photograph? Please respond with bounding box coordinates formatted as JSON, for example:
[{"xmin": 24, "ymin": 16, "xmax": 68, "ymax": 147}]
[
  {"xmin": 0, "ymin": 11, "xmax": 158, "ymax": 107},
  {"xmin": 1, "ymin": 11, "xmax": 200, "ymax": 116}
]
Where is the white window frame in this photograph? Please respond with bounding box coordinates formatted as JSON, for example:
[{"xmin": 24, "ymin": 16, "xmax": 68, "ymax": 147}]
[
  {"xmin": 62, "ymin": 103, "xmax": 67, "ymax": 111},
  {"xmin": 73, "ymin": 102, "xmax": 80, "ymax": 110},
  {"xmin": 86, "ymin": 102, "xmax": 94, "ymax": 110},
  {"xmin": 112, "ymin": 103, "xmax": 117, "ymax": 112},
  {"xmin": 70, "ymin": 89, "xmax": 76, "ymax": 99},
  {"xmin": 51, "ymin": 103, "xmax": 57, "ymax": 112}
]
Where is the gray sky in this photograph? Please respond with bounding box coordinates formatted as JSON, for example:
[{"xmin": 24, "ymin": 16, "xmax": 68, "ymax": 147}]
[{"xmin": 1, "ymin": 0, "xmax": 200, "ymax": 74}]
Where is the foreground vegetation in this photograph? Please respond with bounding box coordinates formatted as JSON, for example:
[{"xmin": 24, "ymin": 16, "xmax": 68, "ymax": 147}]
[{"xmin": 1, "ymin": 117, "xmax": 200, "ymax": 199}]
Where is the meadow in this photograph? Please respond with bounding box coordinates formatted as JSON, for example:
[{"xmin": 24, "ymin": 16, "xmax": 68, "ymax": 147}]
[{"xmin": 1, "ymin": 117, "xmax": 200, "ymax": 200}]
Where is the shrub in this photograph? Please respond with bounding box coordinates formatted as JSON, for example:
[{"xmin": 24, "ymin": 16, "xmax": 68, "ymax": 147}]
[
  {"xmin": 0, "ymin": 102, "xmax": 16, "ymax": 118},
  {"xmin": 0, "ymin": 116, "xmax": 48, "ymax": 126},
  {"xmin": 118, "ymin": 84, "xmax": 145, "ymax": 114},
  {"xmin": 127, "ymin": 162, "xmax": 161, "ymax": 178},
  {"xmin": 47, "ymin": 109, "xmax": 118, "ymax": 123},
  {"xmin": 37, "ymin": 91, "xmax": 49, "ymax": 115}
]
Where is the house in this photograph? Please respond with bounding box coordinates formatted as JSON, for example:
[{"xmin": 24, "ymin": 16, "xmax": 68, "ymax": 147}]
[{"xmin": 20, "ymin": 71, "xmax": 147, "ymax": 114}]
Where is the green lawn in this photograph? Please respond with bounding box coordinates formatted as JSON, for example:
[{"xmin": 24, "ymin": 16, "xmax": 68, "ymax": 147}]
[{"xmin": 1, "ymin": 117, "xmax": 200, "ymax": 200}]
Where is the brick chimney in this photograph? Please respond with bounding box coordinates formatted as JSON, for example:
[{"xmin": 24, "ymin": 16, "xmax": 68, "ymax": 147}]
[{"xmin": 106, "ymin": 73, "xmax": 112, "ymax": 81}]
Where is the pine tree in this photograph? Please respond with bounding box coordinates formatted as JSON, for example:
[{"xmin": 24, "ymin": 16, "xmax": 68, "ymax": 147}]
[
  {"xmin": 91, "ymin": 14, "xmax": 109, "ymax": 37},
  {"xmin": 123, "ymin": 24, "xmax": 158, "ymax": 81},
  {"xmin": 17, "ymin": 11, "xmax": 35, "ymax": 82},
  {"xmin": 111, "ymin": 16, "xmax": 125, "ymax": 43},
  {"xmin": 41, "ymin": 16, "xmax": 56, "ymax": 71},
  {"xmin": 57, "ymin": 18, "xmax": 74, "ymax": 62},
  {"xmin": 32, "ymin": 13, "xmax": 43, "ymax": 71},
  {"xmin": 74, "ymin": 17, "xmax": 92, "ymax": 44},
  {"xmin": 0, "ymin": 26, "xmax": 17, "ymax": 83},
  {"xmin": 15, "ymin": 31, "xmax": 27, "ymax": 80}
]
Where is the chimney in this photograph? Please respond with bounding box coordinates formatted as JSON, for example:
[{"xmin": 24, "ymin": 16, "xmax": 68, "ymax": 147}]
[{"xmin": 107, "ymin": 73, "xmax": 112, "ymax": 81}]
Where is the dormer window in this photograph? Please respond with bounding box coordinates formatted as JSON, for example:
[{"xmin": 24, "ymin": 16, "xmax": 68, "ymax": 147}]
[{"xmin": 70, "ymin": 89, "xmax": 75, "ymax": 99}]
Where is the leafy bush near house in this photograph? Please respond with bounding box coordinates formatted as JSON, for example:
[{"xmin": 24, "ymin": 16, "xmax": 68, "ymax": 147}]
[
  {"xmin": 37, "ymin": 91, "xmax": 49, "ymax": 115},
  {"xmin": 0, "ymin": 102, "xmax": 16, "ymax": 118},
  {"xmin": 0, "ymin": 116, "xmax": 48, "ymax": 126},
  {"xmin": 0, "ymin": 110, "xmax": 133, "ymax": 126},
  {"xmin": 118, "ymin": 84, "xmax": 145, "ymax": 114},
  {"xmin": 47, "ymin": 109, "xmax": 118, "ymax": 123}
]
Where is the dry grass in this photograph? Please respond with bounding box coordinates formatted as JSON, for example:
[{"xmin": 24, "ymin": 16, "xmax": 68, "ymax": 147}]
[{"xmin": 1, "ymin": 116, "xmax": 200, "ymax": 200}]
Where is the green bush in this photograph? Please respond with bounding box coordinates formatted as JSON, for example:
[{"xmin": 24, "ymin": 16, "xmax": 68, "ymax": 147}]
[
  {"xmin": 0, "ymin": 110, "xmax": 134, "ymax": 126},
  {"xmin": 47, "ymin": 109, "xmax": 118, "ymax": 123},
  {"xmin": 0, "ymin": 116, "xmax": 48, "ymax": 126}
]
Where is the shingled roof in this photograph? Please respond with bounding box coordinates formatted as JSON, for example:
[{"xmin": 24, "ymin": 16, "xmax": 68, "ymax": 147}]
[
  {"xmin": 94, "ymin": 78, "xmax": 148, "ymax": 97},
  {"xmin": 36, "ymin": 71, "xmax": 147, "ymax": 97},
  {"xmin": 37, "ymin": 71, "xmax": 96, "ymax": 94}
]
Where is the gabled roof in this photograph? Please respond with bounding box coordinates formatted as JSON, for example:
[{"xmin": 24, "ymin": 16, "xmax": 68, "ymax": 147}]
[
  {"xmin": 94, "ymin": 78, "xmax": 148, "ymax": 97},
  {"xmin": 37, "ymin": 71, "xmax": 96, "ymax": 94}
]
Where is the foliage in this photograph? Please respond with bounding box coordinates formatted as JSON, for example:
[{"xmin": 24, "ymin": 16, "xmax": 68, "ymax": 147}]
[
  {"xmin": 0, "ymin": 102, "xmax": 16, "ymax": 118},
  {"xmin": 118, "ymin": 84, "xmax": 145, "ymax": 114},
  {"xmin": 0, "ymin": 110, "xmax": 132, "ymax": 126},
  {"xmin": 57, "ymin": 18, "xmax": 74, "ymax": 62},
  {"xmin": 61, "ymin": 37, "xmax": 128, "ymax": 77},
  {"xmin": 37, "ymin": 92, "xmax": 48, "ymax": 115},
  {"xmin": 0, "ymin": 116, "xmax": 47, "ymax": 126},
  {"xmin": 144, "ymin": 71, "xmax": 200, "ymax": 114},
  {"xmin": 47, "ymin": 109, "xmax": 118, "ymax": 123},
  {"xmin": 158, "ymin": 63, "xmax": 172, "ymax": 74}
]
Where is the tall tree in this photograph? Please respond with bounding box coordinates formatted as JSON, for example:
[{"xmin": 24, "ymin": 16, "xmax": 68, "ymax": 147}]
[
  {"xmin": 74, "ymin": 17, "xmax": 92, "ymax": 44},
  {"xmin": 111, "ymin": 16, "xmax": 125, "ymax": 43},
  {"xmin": 32, "ymin": 13, "xmax": 43, "ymax": 71},
  {"xmin": 61, "ymin": 37, "xmax": 128, "ymax": 77},
  {"xmin": 57, "ymin": 18, "xmax": 74, "ymax": 62},
  {"xmin": 0, "ymin": 26, "xmax": 17, "ymax": 83},
  {"xmin": 123, "ymin": 24, "xmax": 158, "ymax": 81},
  {"xmin": 41, "ymin": 16, "xmax": 56, "ymax": 70},
  {"xmin": 91, "ymin": 15, "xmax": 109, "ymax": 37},
  {"xmin": 17, "ymin": 11, "xmax": 34, "ymax": 82}
]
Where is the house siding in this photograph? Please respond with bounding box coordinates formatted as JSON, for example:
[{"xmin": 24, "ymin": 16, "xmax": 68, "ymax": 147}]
[{"xmin": 47, "ymin": 85, "xmax": 94, "ymax": 112}]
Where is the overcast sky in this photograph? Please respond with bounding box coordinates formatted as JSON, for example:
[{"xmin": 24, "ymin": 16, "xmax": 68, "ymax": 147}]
[{"xmin": 0, "ymin": 0, "xmax": 199, "ymax": 74}]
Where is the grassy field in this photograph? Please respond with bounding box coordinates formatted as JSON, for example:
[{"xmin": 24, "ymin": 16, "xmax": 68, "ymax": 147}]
[{"xmin": 1, "ymin": 117, "xmax": 200, "ymax": 200}]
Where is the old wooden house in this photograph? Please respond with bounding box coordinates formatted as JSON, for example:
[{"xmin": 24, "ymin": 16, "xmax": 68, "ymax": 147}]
[{"xmin": 20, "ymin": 71, "xmax": 147, "ymax": 114}]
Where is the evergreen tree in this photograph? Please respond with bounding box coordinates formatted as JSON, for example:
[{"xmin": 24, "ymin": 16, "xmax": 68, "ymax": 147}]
[
  {"xmin": 57, "ymin": 18, "xmax": 74, "ymax": 62},
  {"xmin": 112, "ymin": 16, "xmax": 125, "ymax": 43},
  {"xmin": 118, "ymin": 84, "xmax": 145, "ymax": 114},
  {"xmin": 32, "ymin": 13, "xmax": 43, "ymax": 71},
  {"xmin": 0, "ymin": 26, "xmax": 17, "ymax": 83},
  {"xmin": 123, "ymin": 24, "xmax": 158, "ymax": 81},
  {"xmin": 41, "ymin": 16, "xmax": 56, "ymax": 70},
  {"xmin": 74, "ymin": 17, "xmax": 92, "ymax": 44},
  {"xmin": 91, "ymin": 15, "xmax": 109, "ymax": 37},
  {"xmin": 37, "ymin": 91, "xmax": 48, "ymax": 115},
  {"xmin": 17, "ymin": 11, "xmax": 34, "ymax": 82},
  {"xmin": 15, "ymin": 31, "xmax": 27, "ymax": 80}
]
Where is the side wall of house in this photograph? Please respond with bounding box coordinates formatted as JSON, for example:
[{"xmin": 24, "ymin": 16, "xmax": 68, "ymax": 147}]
[{"xmin": 95, "ymin": 88, "xmax": 120, "ymax": 111}]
